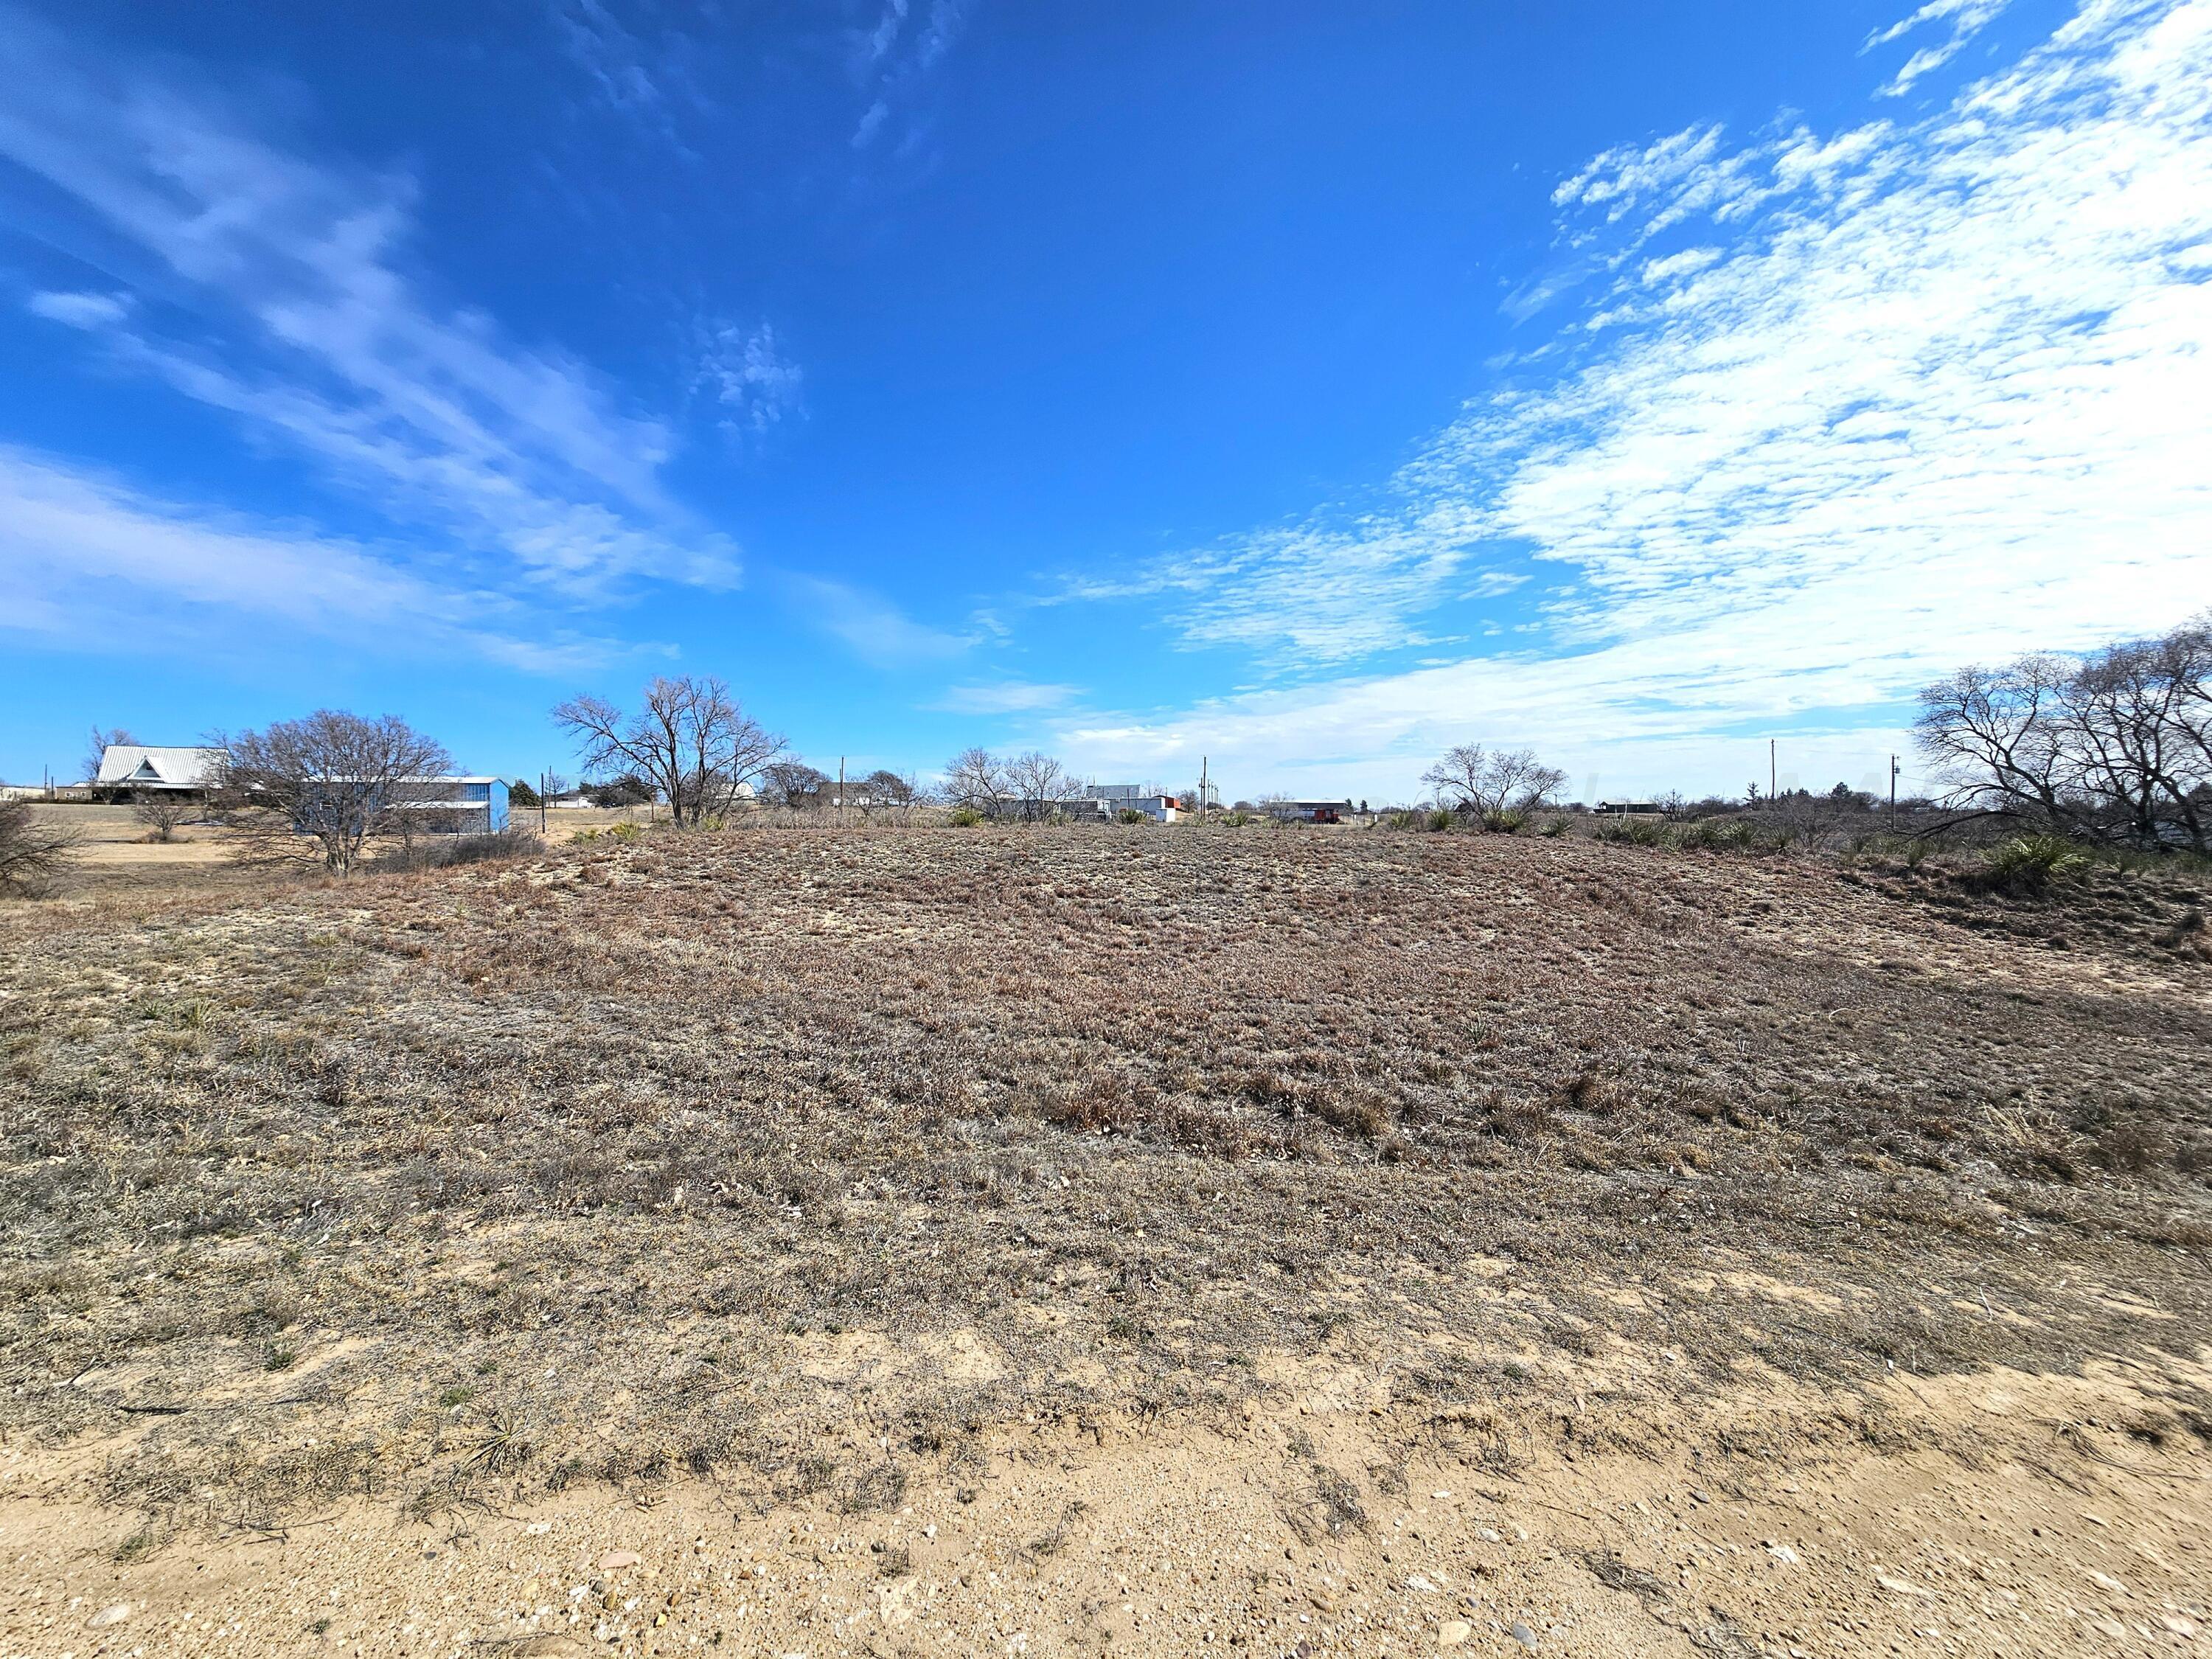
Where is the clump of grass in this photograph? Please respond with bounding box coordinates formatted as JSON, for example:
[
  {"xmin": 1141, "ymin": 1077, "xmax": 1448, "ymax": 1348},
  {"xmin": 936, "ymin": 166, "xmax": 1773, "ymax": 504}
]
[
  {"xmin": 1481, "ymin": 807, "xmax": 1528, "ymax": 835},
  {"xmin": 947, "ymin": 807, "xmax": 984, "ymax": 827},
  {"xmin": 1980, "ymin": 834, "xmax": 2090, "ymax": 892}
]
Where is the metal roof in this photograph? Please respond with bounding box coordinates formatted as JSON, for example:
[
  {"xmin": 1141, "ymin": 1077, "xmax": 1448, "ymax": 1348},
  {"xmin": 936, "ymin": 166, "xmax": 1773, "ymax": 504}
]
[{"xmin": 94, "ymin": 745, "xmax": 226, "ymax": 789}]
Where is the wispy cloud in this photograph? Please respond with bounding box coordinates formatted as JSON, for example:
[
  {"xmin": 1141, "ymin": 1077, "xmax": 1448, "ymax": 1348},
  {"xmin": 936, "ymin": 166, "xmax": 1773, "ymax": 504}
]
[
  {"xmin": 1057, "ymin": 0, "xmax": 2212, "ymax": 796},
  {"xmin": 1865, "ymin": 0, "xmax": 2014, "ymax": 96},
  {"xmin": 787, "ymin": 575, "xmax": 980, "ymax": 666},
  {"xmin": 1132, "ymin": 512, "xmax": 1484, "ymax": 665},
  {"xmin": 849, "ymin": 0, "xmax": 973, "ymax": 148},
  {"xmin": 930, "ymin": 681, "xmax": 1080, "ymax": 714},
  {"xmin": 551, "ymin": 0, "xmax": 709, "ymax": 159},
  {"xmin": 0, "ymin": 442, "xmax": 621, "ymax": 672},
  {"xmin": 26, "ymin": 289, "xmax": 128, "ymax": 327},
  {"xmin": 0, "ymin": 1, "xmax": 734, "ymax": 599}
]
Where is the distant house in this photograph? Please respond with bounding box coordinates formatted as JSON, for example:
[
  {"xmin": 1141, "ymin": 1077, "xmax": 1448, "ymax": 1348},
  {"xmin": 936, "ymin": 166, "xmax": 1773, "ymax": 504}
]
[
  {"xmin": 1060, "ymin": 787, "xmax": 1185, "ymax": 823},
  {"xmin": 296, "ymin": 776, "xmax": 510, "ymax": 835},
  {"xmin": 1269, "ymin": 799, "xmax": 1354, "ymax": 824},
  {"xmin": 1593, "ymin": 800, "xmax": 1664, "ymax": 817},
  {"xmin": 393, "ymin": 777, "xmax": 510, "ymax": 834},
  {"xmin": 94, "ymin": 745, "xmax": 226, "ymax": 799}
]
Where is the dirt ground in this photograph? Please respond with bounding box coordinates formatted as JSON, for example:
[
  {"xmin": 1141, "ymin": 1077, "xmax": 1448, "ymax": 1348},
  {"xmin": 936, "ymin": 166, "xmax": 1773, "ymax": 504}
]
[{"xmin": 1, "ymin": 824, "xmax": 2207, "ymax": 1656}]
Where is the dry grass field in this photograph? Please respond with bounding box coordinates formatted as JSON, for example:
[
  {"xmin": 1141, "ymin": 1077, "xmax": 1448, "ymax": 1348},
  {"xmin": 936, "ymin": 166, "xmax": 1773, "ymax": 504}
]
[{"xmin": 2, "ymin": 824, "xmax": 2208, "ymax": 1655}]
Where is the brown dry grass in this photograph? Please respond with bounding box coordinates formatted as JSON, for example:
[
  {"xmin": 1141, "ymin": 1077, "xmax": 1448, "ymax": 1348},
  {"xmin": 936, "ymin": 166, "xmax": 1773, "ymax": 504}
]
[{"xmin": 2, "ymin": 823, "xmax": 2207, "ymax": 1550}]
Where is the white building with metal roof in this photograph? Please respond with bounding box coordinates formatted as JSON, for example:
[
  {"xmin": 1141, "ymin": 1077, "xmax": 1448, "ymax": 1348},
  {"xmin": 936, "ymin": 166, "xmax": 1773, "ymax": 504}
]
[{"xmin": 94, "ymin": 745, "xmax": 227, "ymax": 794}]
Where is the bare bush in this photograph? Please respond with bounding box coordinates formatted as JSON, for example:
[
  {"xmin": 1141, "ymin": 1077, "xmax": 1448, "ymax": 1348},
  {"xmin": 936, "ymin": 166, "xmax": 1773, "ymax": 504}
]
[
  {"xmin": 131, "ymin": 787, "xmax": 193, "ymax": 844},
  {"xmin": 0, "ymin": 800, "xmax": 80, "ymax": 896},
  {"xmin": 556, "ymin": 676, "xmax": 785, "ymax": 828},
  {"xmin": 367, "ymin": 826, "xmax": 544, "ymax": 874},
  {"xmin": 215, "ymin": 711, "xmax": 453, "ymax": 876}
]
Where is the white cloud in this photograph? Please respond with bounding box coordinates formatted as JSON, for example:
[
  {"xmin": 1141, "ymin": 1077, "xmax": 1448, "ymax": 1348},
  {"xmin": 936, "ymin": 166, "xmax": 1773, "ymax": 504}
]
[
  {"xmin": 1057, "ymin": 0, "xmax": 2212, "ymax": 799},
  {"xmin": 695, "ymin": 321, "xmax": 804, "ymax": 437},
  {"xmin": 1135, "ymin": 511, "xmax": 1481, "ymax": 665},
  {"xmin": 1866, "ymin": 0, "xmax": 2014, "ymax": 96},
  {"xmin": 931, "ymin": 681, "xmax": 1080, "ymax": 714},
  {"xmin": 849, "ymin": 0, "xmax": 970, "ymax": 147},
  {"xmin": 788, "ymin": 575, "xmax": 979, "ymax": 666},
  {"xmin": 0, "ymin": 442, "xmax": 618, "ymax": 672},
  {"xmin": 26, "ymin": 289, "xmax": 128, "ymax": 327},
  {"xmin": 0, "ymin": 1, "xmax": 734, "ymax": 599}
]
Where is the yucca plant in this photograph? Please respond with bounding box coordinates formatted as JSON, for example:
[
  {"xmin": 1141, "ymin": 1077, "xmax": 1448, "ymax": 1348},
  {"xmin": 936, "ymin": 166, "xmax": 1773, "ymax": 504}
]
[{"xmin": 1982, "ymin": 834, "xmax": 2091, "ymax": 891}]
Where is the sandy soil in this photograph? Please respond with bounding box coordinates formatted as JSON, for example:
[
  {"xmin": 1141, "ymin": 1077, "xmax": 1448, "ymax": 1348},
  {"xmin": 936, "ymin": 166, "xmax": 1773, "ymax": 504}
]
[{"xmin": 5, "ymin": 1343, "xmax": 2206, "ymax": 1658}]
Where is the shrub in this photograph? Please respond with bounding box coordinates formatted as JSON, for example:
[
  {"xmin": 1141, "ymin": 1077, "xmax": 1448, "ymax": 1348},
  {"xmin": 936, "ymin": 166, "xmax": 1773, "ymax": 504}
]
[
  {"xmin": 1425, "ymin": 808, "xmax": 1454, "ymax": 832},
  {"xmin": 1981, "ymin": 835, "xmax": 2090, "ymax": 892},
  {"xmin": 1116, "ymin": 807, "xmax": 1147, "ymax": 825},
  {"xmin": 369, "ymin": 827, "xmax": 544, "ymax": 874},
  {"xmin": 1481, "ymin": 808, "xmax": 1528, "ymax": 835},
  {"xmin": 948, "ymin": 807, "xmax": 985, "ymax": 827},
  {"xmin": 0, "ymin": 800, "xmax": 80, "ymax": 897},
  {"xmin": 608, "ymin": 821, "xmax": 644, "ymax": 843},
  {"xmin": 1535, "ymin": 815, "xmax": 1568, "ymax": 838},
  {"xmin": 1593, "ymin": 817, "xmax": 1667, "ymax": 846}
]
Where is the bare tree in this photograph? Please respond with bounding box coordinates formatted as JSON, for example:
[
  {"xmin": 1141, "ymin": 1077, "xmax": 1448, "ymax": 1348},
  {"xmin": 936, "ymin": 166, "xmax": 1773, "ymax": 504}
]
[
  {"xmin": 2066, "ymin": 626, "xmax": 2208, "ymax": 852},
  {"xmin": 131, "ymin": 787, "xmax": 192, "ymax": 844},
  {"xmin": 0, "ymin": 799, "xmax": 80, "ymax": 896},
  {"xmin": 943, "ymin": 748, "xmax": 1012, "ymax": 817},
  {"xmin": 1420, "ymin": 744, "xmax": 1487, "ymax": 809},
  {"xmin": 553, "ymin": 676, "xmax": 785, "ymax": 827},
  {"xmin": 760, "ymin": 760, "xmax": 830, "ymax": 810},
  {"xmin": 1006, "ymin": 751, "xmax": 1081, "ymax": 821},
  {"xmin": 1916, "ymin": 619, "xmax": 2211, "ymax": 852},
  {"xmin": 858, "ymin": 768, "xmax": 923, "ymax": 822},
  {"xmin": 213, "ymin": 711, "xmax": 452, "ymax": 875},
  {"xmin": 1422, "ymin": 744, "xmax": 1568, "ymax": 815},
  {"xmin": 83, "ymin": 726, "xmax": 136, "ymax": 792}
]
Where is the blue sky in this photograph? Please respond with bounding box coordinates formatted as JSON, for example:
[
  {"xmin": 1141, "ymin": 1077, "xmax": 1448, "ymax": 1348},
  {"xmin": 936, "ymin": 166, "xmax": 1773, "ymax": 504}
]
[{"xmin": 4, "ymin": 0, "xmax": 2208, "ymax": 804}]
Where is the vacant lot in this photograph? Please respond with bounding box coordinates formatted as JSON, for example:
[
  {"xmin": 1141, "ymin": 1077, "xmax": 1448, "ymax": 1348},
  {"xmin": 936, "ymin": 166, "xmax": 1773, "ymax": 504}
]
[{"xmin": 2, "ymin": 826, "xmax": 2208, "ymax": 1655}]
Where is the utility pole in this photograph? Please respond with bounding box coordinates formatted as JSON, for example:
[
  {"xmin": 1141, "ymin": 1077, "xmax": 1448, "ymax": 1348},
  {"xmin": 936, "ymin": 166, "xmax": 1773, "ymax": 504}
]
[
  {"xmin": 539, "ymin": 768, "xmax": 548, "ymax": 834},
  {"xmin": 838, "ymin": 756, "xmax": 846, "ymax": 827},
  {"xmin": 1889, "ymin": 754, "xmax": 1899, "ymax": 832},
  {"xmin": 1199, "ymin": 755, "xmax": 1209, "ymax": 824},
  {"xmin": 1770, "ymin": 738, "xmax": 1777, "ymax": 803}
]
